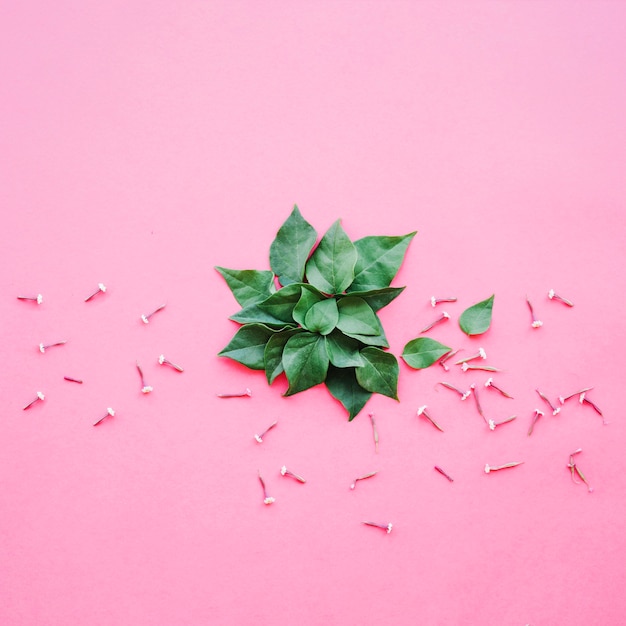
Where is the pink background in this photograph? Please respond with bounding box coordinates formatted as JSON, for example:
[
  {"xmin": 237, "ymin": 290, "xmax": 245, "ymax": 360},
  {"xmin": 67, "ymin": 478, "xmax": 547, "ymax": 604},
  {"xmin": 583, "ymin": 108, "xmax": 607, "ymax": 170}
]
[{"xmin": 2, "ymin": 2, "xmax": 626, "ymax": 625}]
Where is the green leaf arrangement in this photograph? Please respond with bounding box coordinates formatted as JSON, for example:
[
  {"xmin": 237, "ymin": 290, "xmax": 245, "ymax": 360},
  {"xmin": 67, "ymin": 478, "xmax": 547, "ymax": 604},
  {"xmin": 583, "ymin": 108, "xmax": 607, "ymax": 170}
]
[{"xmin": 217, "ymin": 205, "xmax": 416, "ymax": 420}]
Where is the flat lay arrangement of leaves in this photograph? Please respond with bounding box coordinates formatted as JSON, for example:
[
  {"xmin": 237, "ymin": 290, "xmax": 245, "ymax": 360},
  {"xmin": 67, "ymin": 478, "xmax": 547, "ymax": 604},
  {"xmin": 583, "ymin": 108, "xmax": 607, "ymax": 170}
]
[{"xmin": 217, "ymin": 206, "xmax": 416, "ymax": 419}]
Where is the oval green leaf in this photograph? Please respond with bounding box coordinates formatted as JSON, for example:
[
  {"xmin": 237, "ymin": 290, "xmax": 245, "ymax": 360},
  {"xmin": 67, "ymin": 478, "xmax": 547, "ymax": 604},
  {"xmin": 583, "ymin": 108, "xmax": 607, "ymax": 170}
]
[
  {"xmin": 325, "ymin": 366, "xmax": 372, "ymax": 421},
  {"xmin": 218, "ymin": 323, "xmax": 283, "ymax": 370},
  {"xmin": 215, "ymin": 267, "xmax": 276, "ymax": 307},
  {"xmin": 401, "ymin": 337, "xmax": 451, "ymax": 369},
  {"xmin": 264, "ymin": 328, "xmax": 303, "ymax": 384},
  {"xmin": 229, "ymin": 283, "xmax": 302, "ymax": 327},
  {"xmin": 305, "ymin": 220, "xmax": 357, "ymax": 295},
  {"xmin": 459, "ymin": 294, "xmax": 495, "ymax": 336},
  {"xmin": 292, "ymin": 284, "xmax": 325, "ymax": 327},
  {"xmin": 336, "ymin": 297, "xmax": 382, "ymax": 336},
  {"xmin": 340, "ymin": 286, "xmax": 405, "ymax": 312},
  {"xmin": 269, "ymin": 205, "xmax": 318, "ymax": 287},
  {"xmin": 304, "ymin": 298, "xmax": 338, "ymax": 335},
  {"xmin": 282, "ymin": 333, "xmax": 330, "ymax": 396},
  {"xmin": 325, "ymin": 331, "xmax": 365, "ymax": 368},
  {"xmin": 355, "ymin": 347, "xmax": 399, "ymax": 400},
  {"xmin": 348, "ymin": 232, "xmax": 417, "ymax": 292}
]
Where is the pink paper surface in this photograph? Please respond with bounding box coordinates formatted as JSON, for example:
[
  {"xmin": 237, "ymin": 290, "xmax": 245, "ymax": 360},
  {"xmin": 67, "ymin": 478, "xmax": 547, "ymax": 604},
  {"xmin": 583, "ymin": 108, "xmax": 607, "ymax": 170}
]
[{"xmin": 2, "ymin": 2, "xmax": 626, "ymax": 625}]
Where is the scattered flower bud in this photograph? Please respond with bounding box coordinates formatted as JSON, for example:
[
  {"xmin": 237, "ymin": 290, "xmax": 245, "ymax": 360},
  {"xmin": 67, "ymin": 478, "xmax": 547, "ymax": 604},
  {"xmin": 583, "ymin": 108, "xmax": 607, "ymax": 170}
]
[
  {"xmin": 254, "ymin": 420, "xmax": 277, "ymax": 443},
  {"xmin": 258, "ymin": 471, "xmax": 275, "ymax": 504},
  {"xmin": 526, "ymin": 295, "xmax": 542, "ymax": 328},
  {"xmin": 455, "ymin": 348, "xmax": 486, "ymax": 364},
  {"xmin": 434, "ymin": 466, "xmax": 454, "ymax": 482},
  {"xmin": 141, "ymin": 304, "xmax": 166, "ymax": 324},
  {"xmin": 94, "ymin": 407, "xmax": 115, "ymax": 427},
  {"xmin": 350, "ymin": 471, "xmax": 378, "ymax": 490},
  {"xmin": 527, "ymin": 409, "xmax": 544, "ymax": 436},
  {"xmin": 280, "ymin": 466, "xmax": 306, "ymax": 483},
  {"xmin": 85, "ymin": 283, "xmax": 107, "ymax": 302},
  {"xmin": 431, "ymin": 296, "xmax": 457, "ymax": 307},
  {"xmin": 158, "ymin": 354, "xmax": 184, "ymax": 372},
  {"xmin": 23, "ymin": 391, "xmax": 45, "ymax": 410},
  {"xmin": 39, "ymin": 340, "xmax": 67, "ymax": 354},
  {"xmin": 417, "ymin": 405, "xmax": 444, "ymax": 432},
  {"xmin": 217, "ymin": 388, "xmax": 252, "ymax": 398},
  {"xmin": 548, "ymin": 289, "xmax": 574, "ymax": 307},
  {"xmin": 484, "ymin": 377, "xmax": 514, "ymax": 399},
  {"xmin": 17, "ymin": 294, "xmax": 43, "ymax": 305},
  {"xmin": 535, "ymin": 388, "xmax": 560, "ymax": 415},
  {"xmin": 484, "ymin": 461, "xmax": 524, "ymax": 474},
  {"xmin": 420, "ymin": 311, "xmax": 450, "ymax": 333}
]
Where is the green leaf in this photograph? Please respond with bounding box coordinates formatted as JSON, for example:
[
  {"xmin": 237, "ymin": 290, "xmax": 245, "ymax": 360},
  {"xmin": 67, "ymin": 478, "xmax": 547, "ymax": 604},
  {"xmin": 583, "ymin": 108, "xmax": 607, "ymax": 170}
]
[
  {"xmin": 304, "ymin": 298, "xmax": 338, "ymax": 335},
  {"xmin": 264, "ymin": 328, "xmax": 303, "ymax": 384},
  {"xmin": 401, "ymin": 337, "xmax": 451, "ymax": 369},
  {"xmin": 269, "ymin": 205, "xmax": 318, "ymax": 287},
  {"xmin": 325, "ymin": 331, "xmax": 365, "ymax": 368},
  {"xmin": 355, "ymin": 347, "xmax": 399, "ymax": 400},
  {"xmin": 214, "ymin": 266, "xmax": 276, "ymax": 307},
  {"xmin": 340, "ymin": 329, "xmax": 389, "ymax": 348},
  {"xmin": 336, "ymin": 297, "xmax": 382, "ymax": 336},
  {"xmin": 348, "ymin": 232, "xmax": 417, "ymax": 292},
  {"xmin": 292, "ymin": 285, "xmax": 325, "ymax": 327},
  {"xmin": 282, "ymin": 333, "xmax": 330, "ymax": 396},
  {"xmin": 339, "ymin": 286, "xmax": 405, "ymax": 312},
  {"xmin": 218, "ymin": 323, "xmax": 281, "ymax": 370},
  {"xmin": 305, "ymin": 220, "xmax": 357, "ymax": 295},
  {"xmin": 325, "ymin": 366, "xmax": 372, "ymax": 421},
  {"xmin": 458, "ymin": 294, "xmax": 495, "ymax": 336},
  {"xmin": 229, "ymin": 283, "xmax": 302, "ymax": 327}
]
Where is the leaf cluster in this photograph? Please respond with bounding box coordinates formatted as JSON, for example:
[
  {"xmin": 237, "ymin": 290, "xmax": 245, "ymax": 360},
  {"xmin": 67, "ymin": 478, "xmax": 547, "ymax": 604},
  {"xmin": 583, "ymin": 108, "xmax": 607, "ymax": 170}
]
[{"xmin": 217, "ymin": 206, "xmax": 416, "ymax": 419}]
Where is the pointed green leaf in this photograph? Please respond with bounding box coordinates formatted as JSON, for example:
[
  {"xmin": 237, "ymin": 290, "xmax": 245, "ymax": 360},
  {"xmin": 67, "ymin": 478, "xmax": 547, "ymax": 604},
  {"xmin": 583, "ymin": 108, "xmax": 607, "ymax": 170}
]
[
  {"xmin": 292, "ymin": 285, "xmax": 325, "ymax": 327},
  {"xmin": 355, "ymin": 347, "xmax": 399, "ymax": 400},
  {"xmin": 401, "ymin": 337, "xmax": 451, "ymax": 369},
  {"xmin": 269, "ymin": 206, "xmax": 318, "ymax": 287},
  {"xmin": 340, "ymin": 329, "xmax": 389, "ymax": 348},
  {"xmin": 459, "ymin": 294, "xmax": 495, "ymax": 336},
  {"xmin": 305, "ymin": 220, "xmax": 357, "ymax": 295},
  {"xmin": 336, "ymin": 297, "xmax": 382, "ymax": 336},
  {"xmin": 325, "ymin": 331, "xmax": 365, "ymax": 368},
  {"xmin": 218, "ymin": 323, "xmax": 282, "ymax": 370},
  {"xmin": 214, "ymin": 266, "xmax": 276, "ymax": 307},
  {"xmin": 282, "ymin": 333, "xmax": 330, "ymax": 396},
  {"xmin": 264, "ymin": 328, "xmax": 303, "ymax": 384},
  {"xmin": 339, "ymin": 286, "xmax": 405, "ymax": 312},
  {"xmin": 229, "ymin": 283, "xmax": 302, "ymax": 327},
  {"xmin": 304, "ymin": 298, "xmax": 338, "ymax": 335},
  {"xmin": 325, "ymin": 366, "xmax": 372, "ymax": 421},
  {"xmin": 348, "ymin": 232, "xmax": 417, "ymax": 292}
]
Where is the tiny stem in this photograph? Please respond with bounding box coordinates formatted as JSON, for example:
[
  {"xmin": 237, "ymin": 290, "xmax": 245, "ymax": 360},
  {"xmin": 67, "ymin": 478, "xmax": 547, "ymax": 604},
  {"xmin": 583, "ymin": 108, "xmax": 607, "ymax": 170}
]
[
  {"xmin": 351, "ymin": 471, "xmax": 378, "ymax": 489},
  {"xmin": 434, "ymin": 465, "xmax": 454, "ymax": 482},
  {"xmin": 369, "ymin": 413, "xmax": 379, "ymax": 453}
]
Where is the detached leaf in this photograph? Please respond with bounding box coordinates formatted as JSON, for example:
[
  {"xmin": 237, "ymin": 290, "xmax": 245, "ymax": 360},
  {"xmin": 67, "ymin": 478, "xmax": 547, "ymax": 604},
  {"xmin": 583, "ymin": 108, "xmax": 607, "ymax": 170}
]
[
  {"xmin": 218, "ymin": 323, "xmax": 282, "ymax": 370},
  {"xmin": 341, "ymin": 286, "xmax": 405, "ymax": 312},
  {"xmin": 336, "ymin": 297, "xmax": 382, "ymax": 336},
  {"xmin": 325, "ymin": 366, "xmax": 372, "ymax": 421},
  {"xmin": 355, "ymin": 347, "xmax": 399, "ymax": 400},
  {"xmin": 305, "ymin": 220, "xmax": 357, "ymax": 295},
  {"xmin": 215, "ymin": 266, "xmax": 275, "ymax": 307},
  {"xmin": 264, "ymin": 328, "xmax": 303, "ymax": 384},
  {"xmin": 348, "ymin": 232, "xmax": 417, "ymax": 292},
  {"xmin": 292, "ymin": 285, "xmax": 325, "ymax": 326},
  {"xmin": 459, "ymin": 295, "xmax": 495, "ymax": 336},
  {"xmin": 304, "ymin": 298, "xmax": 338, "ymax": 335},
  {"xmin": 282, "ymin": 333, "xmax": 330, "ymax": 396},
  {"xmin": 401, "ymin": 337, "xmax": 451, "ymax": 369},
  {"xmin": 230, "ymin": 283, "xmax": 302, "ymax": 327},
  {"xmin": 325, "ymin": 331, "xmax": 365, "ymax": 368},
  {"xmin": 269, "ymin": 205, "xmax": 318, "ymax": 287}
]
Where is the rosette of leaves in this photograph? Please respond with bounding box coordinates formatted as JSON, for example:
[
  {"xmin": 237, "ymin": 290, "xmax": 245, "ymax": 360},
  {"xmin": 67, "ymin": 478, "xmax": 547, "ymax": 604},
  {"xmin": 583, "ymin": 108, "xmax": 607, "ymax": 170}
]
[{"xmin": 217, "ymin": 206, "xmax": 416, "ymax": 420}]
